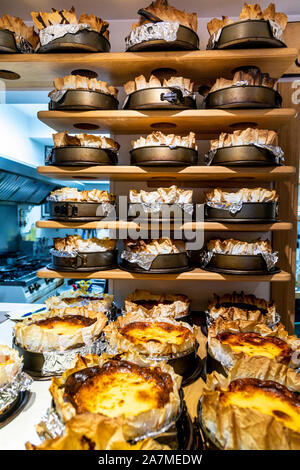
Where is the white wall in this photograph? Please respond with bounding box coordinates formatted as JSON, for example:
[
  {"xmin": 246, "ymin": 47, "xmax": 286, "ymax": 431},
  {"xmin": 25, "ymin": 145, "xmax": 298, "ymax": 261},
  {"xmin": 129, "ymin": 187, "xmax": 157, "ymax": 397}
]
[{"xmin": 0, "ymin": 105, "xmax": 45, "ymax": 166}]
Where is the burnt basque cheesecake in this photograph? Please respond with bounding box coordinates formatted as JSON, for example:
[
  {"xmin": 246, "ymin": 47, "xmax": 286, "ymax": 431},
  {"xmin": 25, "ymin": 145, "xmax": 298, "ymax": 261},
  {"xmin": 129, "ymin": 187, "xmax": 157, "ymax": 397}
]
[
  {"xmin": 50, "ymin": 352, "xmax": 181, "ymax": 440},
  {"xmin": 207, "ymin": 291, "xmax": 277, "ymax": 324},
  {"xmin": 208, "ymin": 318, "xmax": 300, "ymax": 370},
  {"xmin": 201, "ymin": 356, "xmax": 300, "ymax": 450},
  {"xmin": 14, "ymin": 307, "xmax": 107, "ymax": 352},
  {"xmin": 0, "ymin": 344, "xmax": 22, "ymax": 389},
  {"xmin": 104, "ymin": 312, "xmax": 196, "ymax": 357},
  {"xmin": 216, "ymin": 331, "xmax": 291, "ymax": 360},
  {"xmin": 124, "ymin": 289, "xmax": 190, "ymax": 319}
]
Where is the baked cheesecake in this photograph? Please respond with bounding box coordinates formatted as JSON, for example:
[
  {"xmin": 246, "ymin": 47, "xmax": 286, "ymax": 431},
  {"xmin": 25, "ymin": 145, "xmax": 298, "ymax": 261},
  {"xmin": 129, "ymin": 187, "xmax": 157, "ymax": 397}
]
[
  {"xmin": 201, "ymin": 356, "xmax": 300, "ymax": 449},
  {"xmin": 0, "ymin": 344, "xmax": 22, "ymax": 388},
  {"xmin": 104, "ymin": 313, "xmax": 196, "ymax": 357},
  {"xmin": 217, "ymin": 331, "xmax": 292, "ymax": 361},
  {"xmin": 50, "ymin": 352, "xmax": 181, "ymax": 440},
  {"xmin": 63, "ymin": 359, "xmax": 173, "ymax": 418},
  {"xmin": 208, "ymin": 318, "xmax": 300, "ymax": 370},
  {"xmin": 219, "ymin": 378, "xmax": 300, "ymax": 434},
  {"xmin": 14, "ymin": 308, "xmax": 107, "ymax": 353}
]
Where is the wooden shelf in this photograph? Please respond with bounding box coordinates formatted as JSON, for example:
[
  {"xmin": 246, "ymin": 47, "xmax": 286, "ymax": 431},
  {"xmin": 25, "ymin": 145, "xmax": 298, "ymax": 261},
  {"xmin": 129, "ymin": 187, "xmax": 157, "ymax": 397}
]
[
  {"xmin": 37, "ymin": 165, "xmax": 296, "ymax": 182},
  {"xmin": 37, "ymin": 267, "xmax": 291, "ymax": 282},
  {"xmin": 36, "ymin": 220, "xmax": 293, "ymax": 231},
  {"xmin": 37, "ymin": 109, "xmax": 296, "ymax": 135},
  {"xmin": 0, "ymin": 49, "xmax": 297, "ymax": 90}
]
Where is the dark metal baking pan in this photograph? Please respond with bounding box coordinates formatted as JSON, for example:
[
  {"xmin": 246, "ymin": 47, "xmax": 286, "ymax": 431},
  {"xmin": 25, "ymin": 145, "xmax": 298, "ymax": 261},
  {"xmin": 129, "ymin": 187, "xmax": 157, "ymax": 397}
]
[
  {"xmin": 207, "ymin": 144, "xmax": 282, "ymax": 166},
  {"xmin": 131, "ymin": 145, "xmax": 198, "ymax": 166},
  {"xmin": 119, "ymin": 252, "xmax": 191, "ymax": 273},
  {"xmin": 204, "ymin": 252, "xmax": 279, "ymax": 275},
  {"xmin": 156, "ymin": 399, "xmax": 194, "ymax": 450},
  {"xmin": 39, "ymin": 30, "xmax": 110, "ymax": 53},
  {"xmin": 126, "ymin": 24, "xmax": 199, "ymax": 52},
  {"xmin": 0, "ymin": 391, "xmax": 29, "ymax": 428},
  {"xmin": 205, "ymin": 85, "xmax": 282, "ymax": 109},
  {"xmin": 49, "ymin": 201, "xmax": 116, "ymax": 222},
  {"xmin": 49, "ymin": 250, "xmax": 118, "ymax": 272},
  {"xmin": 215, "ymin": 20, "xmax": 286, "ymax": 50},
  {"xmin": 0, "ymin": 29, "xmax": 18, "ymax": 53},
  {"xmin": 128, "ymin": 203, "xmax": 194, "ymax": 221},
  {"xmin": 205, "ymin": 343, "xmax": 227, "ymax": 377},
  {"xmin": 167, "ymin": 346, "xmax": 198, "ymax": 379},
  {"xmin": 204, "ymin": 201, "xmax": 278, "ymax": 222},
  {"xmin": 175, "ymin": 403, "xmax": 194, "ymax": 450},
  {"xmin": 49, "ymin": 89, "xmax": 118, "ymax": 111},
  {"xmin": 13, "ymin": 341, "xmax": 52, "ymax": 379},
  {"xmin": 197, "ymin": 401, "xmax": 224, "ymax": 450},
  {"xmin": 48, "ymin": 146, "xmax": 118, "ymax": 166},
  {"xmin": 124, "ymin": 87, "xmax": 196, "ymax": 110}
]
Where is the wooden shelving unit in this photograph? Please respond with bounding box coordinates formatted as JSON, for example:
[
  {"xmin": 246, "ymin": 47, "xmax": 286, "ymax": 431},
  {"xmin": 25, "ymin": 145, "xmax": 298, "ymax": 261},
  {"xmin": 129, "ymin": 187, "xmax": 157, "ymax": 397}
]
[
  {"xmin": 37, "ymin": 108, "xmax": 296, "ymax": 135},
  {"xmin": 37, "ymin": 267, "xmax": 291, "ymax": 282},
  {"xmin": 24, "ymin": 49, "xmax": 298, "ymax": 332},
  {"xmin": 36, "ymin": 220, "xmax": 293, "ymax": 232},
  {"xmin": 37, "ymin": 165, "xmax": 296, "ymax": 182},
  {"xmin": 0, "ymin": 49, "xmax": 297, "ymax": 89}
]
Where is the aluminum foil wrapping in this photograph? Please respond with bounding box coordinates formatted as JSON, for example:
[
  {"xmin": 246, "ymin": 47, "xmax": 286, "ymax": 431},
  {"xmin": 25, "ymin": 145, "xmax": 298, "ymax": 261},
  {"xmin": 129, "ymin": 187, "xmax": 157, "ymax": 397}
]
[
  {"xmin": 269, "ymin": 20, "xmax": 284, "ymax": 41},
  {"xmin": 200, "ymin": 249, "xmax": 278, "ymax": 271},
  {"xmin": 261, "ymin": 251, "xmax": 278, "ymax": 271},
  {"xmin": 39, "ymin": 23, "xmax": 91, "ymax": 47},
  {"xmin": 207, "ymin": 20, "xmax": 283, "ymax": 49},
  {"xmin": 41, "ymin": 338, "xmax": 107, "ymax": 376},
  {"xmin": 128, "ymin": 202, "xmax": 194, "ymax": 216},
  {"xmin": 206, "ymin": 201, "xmax": 243, "ymax": 215},
  {"xmin": 37, "ymin": 406, "xmax": 65, "ymax": 441},
  {"xmin": 205, "ymin": 142, "xmax": 285, "ymax": 166},
  {"xmin": 15, "ymin": 36, "xmax": 35, "ymax": 53},
  {"xmin": 0, "ymin": 371, "xmax": 32, "ymax": 413},
  {"xmin": 206, "ymin": 200, "xmax": 278, "ymax": 216},
  {"xmin": 121, "ymin": 249, "xmax": 157, "ymax": 270},
  {"xmin": 50, "ymin": 248, "xmax": 78, "ymax": 258},
  {"xmin": 197, "ymin": 250, "xmax": 213, "ymax": 268},
  {"xmin": 125, "ymin": 21, "xmax": 179, "ymax": 49},
  {"xmin": 49, "ymin": 89, "xmax": 69, "ymax": 103}
]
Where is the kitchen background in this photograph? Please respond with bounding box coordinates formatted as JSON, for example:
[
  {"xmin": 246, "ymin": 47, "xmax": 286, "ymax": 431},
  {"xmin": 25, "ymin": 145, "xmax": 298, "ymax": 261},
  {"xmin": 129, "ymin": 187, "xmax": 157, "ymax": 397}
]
[{"xmin": 0, "ymin": 0, "xmax": 299, "ymax": 333}]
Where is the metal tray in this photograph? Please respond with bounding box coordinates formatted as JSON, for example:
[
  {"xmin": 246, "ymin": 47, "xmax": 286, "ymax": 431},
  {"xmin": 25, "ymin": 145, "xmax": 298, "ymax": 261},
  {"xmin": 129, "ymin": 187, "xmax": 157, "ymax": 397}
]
[
  {"xmin": 39, "ymin": 30, "xmax": 110, "ymax": 53},
  {"xmin": 119, "ymin": 252, "xmax": 191, "ymax": 273},
  {"xmin": 0, "ymin": 391, "xmax": 29, "ymax": 428},
  {"xmin": 126, "ymin": 24, "xmax": 199, "ymax": 51},
  {"xmin": 204, "ymin": 201, "xmax": 278, "ymax": 222},
  {"xmin": 215, "ymin": 20, "xmax": 286, "ymax": 49},
  {"xmin": 207, "ymin": 144, "xmax": 282, "ymax": 166},
  {"xmin": 124, "ymin": 87, "xmax": 196, "ymax": 110},
  {"xmin": 0, "ymin": 29, "xmax": 18, "ymax": 53},
  {"xmin": 49, "ymin": 89, "xmax": 119, "ymax": 111},
  {"xmin": 50, "ymin": 250, "xmax": 118, "ymax": 272},
  {"xmin": 131, "ymin": 145, "xmax": 198, "ymax": 166},
  {"xmin": 48, "ymin": 146, "xmax": 118, "ymax": 166},
  {"xmin": 204, "ymin": 252, "xmax": 279, "ymax": 274},
  {"xmin": 49, "ymin": 201, "xmax": 116, "ymax": 222},
  {"xmin": 128, "ymin": 203, "xmax": 194, "ymax": 221},
  {"xmin": 205, "ymin": 85, "xmax": 282, "ymax": 109}
]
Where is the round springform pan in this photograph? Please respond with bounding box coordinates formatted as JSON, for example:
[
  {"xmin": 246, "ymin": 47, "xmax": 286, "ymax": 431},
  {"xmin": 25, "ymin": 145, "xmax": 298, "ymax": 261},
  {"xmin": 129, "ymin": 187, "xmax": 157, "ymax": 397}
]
[
  {"xmin": 39, "ymin": 30, "xmax": 110, "ymax": 53},
  {"xmin": 130, "ymin": 145, "xmax": 198, "ymax": 166},
  {"xmin": 205, "ymin": 85, "xmax": 282, "ymax": 109},
  {"xmin": 126, "ymin": 24, "xmax": 199, "ymax": 52},
  {"xmin": 49, "ymin": 89, "xmax": 119, "ymax": 111}
]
